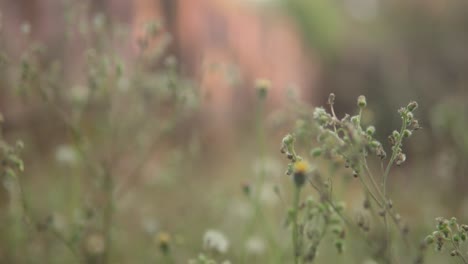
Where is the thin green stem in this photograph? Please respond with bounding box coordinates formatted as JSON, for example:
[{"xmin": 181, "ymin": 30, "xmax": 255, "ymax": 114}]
[
  {"xmin": 292, "ymin": 185, "xmax": 302, "ymax": 264},
  {"xmin": 451, "ymin": 239, "xmax": 468, "ymax": 264},
  {"xmin": 102, "ymin": 167, "xmax": 114, "ymax": 264}
]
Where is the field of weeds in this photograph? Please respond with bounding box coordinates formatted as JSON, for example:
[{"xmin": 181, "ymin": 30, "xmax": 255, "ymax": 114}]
[{"xmin": 0, "ymin": 1, "xmax": 468, "ymax": 263}]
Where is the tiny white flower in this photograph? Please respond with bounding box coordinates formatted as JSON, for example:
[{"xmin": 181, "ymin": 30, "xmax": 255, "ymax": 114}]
[
  {"xmin": 69, "ymin": 85, "xmax": 89, "ymax": 104},
  {"xmin": 245, "ymin": 236, "xmax": 266, "ymax": 255},
  {"xmin": 259, "ymin": 183, "xmax": 279, "ymax": 206},
  {"xmin": 21, "ymin": 22, "xmax": 31, "ymax": 35},
  {"xmin": 55, "ymin": 144, "xmax": 78, "ymax": 165},
  {"xmin": 203, "ymin": 229, "xmax": 229, "ymax": 254}
]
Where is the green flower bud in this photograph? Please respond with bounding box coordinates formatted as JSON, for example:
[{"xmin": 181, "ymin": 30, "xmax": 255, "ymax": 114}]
[
  {"xmin": 335, "ymin": 239, "xmax": 344, "ymax": 253},
  {"xmin": 357, "ymin": 95, "xmax": 367, "ymax": 108},
  {"xmin": 282, "ymin": 134, "xmax": 294, "ymax": 146},
  {"xmin": 370, "ymin": 141, "xmax": 381, "ymax": 148},
  {"xmin": 407, "ymin": 101, "xmax": 418, "ymax": 112},
  {"xmin": 310, "ymin": 147, "xmax": 322, "ymax": 157},
  {"xmin": 425, "ymin": 235, "xmax": 434, "ymax": 245},
  {"xmin": 351, "ymin": 116, "xmax": 360, "ymax": 126},
  {"xmin": 402, "ymin": 129, "xmax": 412, "ymax": 138},
  {"xmin": 366, "ymin": 126, "xmax": 376, "ymax": 136}
]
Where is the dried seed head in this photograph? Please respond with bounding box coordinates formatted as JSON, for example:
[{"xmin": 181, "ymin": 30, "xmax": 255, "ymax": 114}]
[
  {"xmin": 395, "ymin": 153, "xmax": 406, "ymax": 166},
  {"xmin": 328, "ymin": 93, "xmax": 336, "ymax": 105}
]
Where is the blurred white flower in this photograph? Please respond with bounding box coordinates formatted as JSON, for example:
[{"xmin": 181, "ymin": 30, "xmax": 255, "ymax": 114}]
[
  {"xmin": 69, "ymin": 85, "xmax": 89, "ymax": 104},
  {"xmin": 85, "ymin": 232, "xmax": 106, "ymax": 255},
  {"xmin": 21, "ymin": 22, "xmax": 31, "ymax": 35},
  {"xmin": 140, "ymin": 217, "xmax": 159, "ymax": 235},
  {"xmin": 55, "ymin": 144, "xmax": 78, "ymax": 165},
  {"xmin": 229, "ymin": 199, "xmax": 253, "ymax": 220},
  {"xmin": 117, "ymin": 77, "xmax": 130, "ymax": 92},
  {"xmin": 253, "ymin": 157, "xmax": 282, "ymax": 180},
  {"xmin": 203, "ymin": 229, "xmax": 229, "ymax": 254},
  {"xmin": 245, "ymin": 236, "xmax": 266, "ymax": 255},
  {"xmin": 259, "ymin": 183, "xmax": 279, "ymax": 206},
  {"xmin": 344, "ymin": 0, "xmax": 379, "ymax": 21}
]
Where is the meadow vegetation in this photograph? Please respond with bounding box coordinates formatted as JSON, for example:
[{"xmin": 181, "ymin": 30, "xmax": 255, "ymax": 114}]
[{"xmin": 0, "ymin": 7, "xmax": 467, "ymax": 264}]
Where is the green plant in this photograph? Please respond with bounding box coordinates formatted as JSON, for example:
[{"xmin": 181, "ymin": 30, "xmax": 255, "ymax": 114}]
[
  {"xmin": 280, "ymin": 94, "xmax": 421, "ymax": 263},
  {"xmin": 424, "ymin": 217, "xmax": 468, "ymax": 264},
  {"xmin": 0, "ymin": 5, "xmax": 197, "ymax": 263}
]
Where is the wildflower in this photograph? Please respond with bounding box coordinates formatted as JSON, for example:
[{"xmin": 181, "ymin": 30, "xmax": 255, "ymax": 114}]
[
  {"xmin": 255, "ymin": 78, "xmax": 271, "ymax": 99},
  {"xmin": 259, "ymin": 183, "xmax": 279, "ymax": 206},
  {"xmin": 21, "ymin": 22, "xmax": 31, "ymax": 35},
  {"xmin": 313, "ymin": 107, "xmax": 332, "ymax": 126},
  {"xmin": 293, "ymin": 160, "xmax": 309, "ymax": 187},
  {"xmin": 245, "ymin": 236, "xmax": 266, "ymax": 255},
  {"xmin": 158, "ymin": 232, "xmax": 171, "ymax": 254},
  {"xmin": 203, "ymin": 229, "xmax": 229, "ymax": 254},
  {"xmin": 85, "ymin": 232, "xmax": 105, "ymax": 255},
  {"xmin": 55, "ymin": 144, "xmax": 78, "ymax": 165}
]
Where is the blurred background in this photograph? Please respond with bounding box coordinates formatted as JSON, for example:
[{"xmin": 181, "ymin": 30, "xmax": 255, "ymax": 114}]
[{"xmin": 0, "ymin": 0, "xmax": 467, "ymax": 263}]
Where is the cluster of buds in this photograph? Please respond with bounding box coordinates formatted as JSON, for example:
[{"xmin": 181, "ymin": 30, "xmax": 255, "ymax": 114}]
[
  {"xmin": 425, "ymin": 217, "xmax": 468, "ymax": 260},
  {"xmin": 389, "ymin": 101, "xmax": 420, "ymax": 166},
  {"xmin": 0, "ymin": 115, "xmax": 25, "ymax": 179},
  {"xmin": 301, "ymin": 197, "xmax": 346, "ymax": 261}
]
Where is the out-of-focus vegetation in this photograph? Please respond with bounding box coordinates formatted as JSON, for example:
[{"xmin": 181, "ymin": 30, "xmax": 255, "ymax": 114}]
[{"xmin": 0, "ymin": 0, "xmax": 467, "ymax": 263}]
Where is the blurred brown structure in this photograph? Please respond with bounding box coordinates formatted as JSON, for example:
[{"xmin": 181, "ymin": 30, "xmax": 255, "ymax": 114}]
[
  {"xmin": 1, "ymin": 0, "xmax": 318, "ymax": 150},
  {"xmin": 132, "ymin": 0, "xmax": 318, "ymax": 142}
]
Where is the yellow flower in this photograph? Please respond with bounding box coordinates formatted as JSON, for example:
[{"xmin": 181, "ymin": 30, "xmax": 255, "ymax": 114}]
[{"xmin": 293, "ymin": 160, "xmax": 309, "ymax": 175}]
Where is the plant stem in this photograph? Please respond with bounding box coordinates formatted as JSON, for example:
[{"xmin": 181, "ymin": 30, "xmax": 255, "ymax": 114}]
[
  {"xmin": 102, "ymin": 167, "xmax": 114, "ymax": 264},
  {"xmin": 292, "ymin": 185, "xmax": 302, "ymax": 264},
  {"xmin": 451, "ymin": 239, "xmax": 468, "ymax": 264}
]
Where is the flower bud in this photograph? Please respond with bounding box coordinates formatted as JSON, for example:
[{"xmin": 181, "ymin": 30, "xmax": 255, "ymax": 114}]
[
  {"xmin": 328, "ymin": 93, "xmax": 336, "ymax": 105},
  {"xmin": 425, "ymin": 235, "xmax": 434, "ymax": 245},
  {"xmin": 366, "ymin": 126, "xmax": 376, "ymax": 136},
  {"xmin": 407, "ymin": 101, "xmax": 418, "ymax": 112},
  {"xmin": 310, "ymin": 148, "xmax": 322, "ymax": 157},
  {"xmin": 402, "ymin": 129, "xmax": 412, "ymax": 138},
  {"xmin": 357, "ymin": 95, "xmax": 367, "ymax": 108}
]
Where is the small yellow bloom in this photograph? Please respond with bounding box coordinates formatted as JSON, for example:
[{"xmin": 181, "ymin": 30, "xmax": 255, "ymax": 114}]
[
  {"xmin": 158, "ymin": 232, "xmax": 171, "ymax": 244},
  {"xmin": 158, "ymin": 232, "xmax": 171, "ymax": 254},
  {"xmin": 255, "ymin": 78, "xmax": 271, "ymax": 99},
  {"xmin": 293, "ymin": 160, "xmax": 309, "ymax": 175}
]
